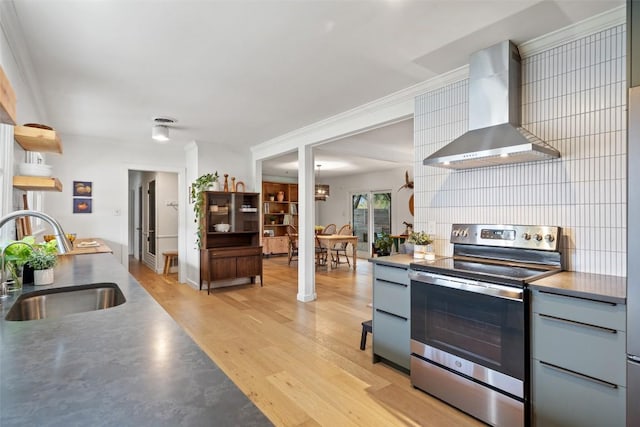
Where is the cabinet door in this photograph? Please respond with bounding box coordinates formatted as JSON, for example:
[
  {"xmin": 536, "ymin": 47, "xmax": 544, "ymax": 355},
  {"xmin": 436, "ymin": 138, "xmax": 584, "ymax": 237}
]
[
  {"xmin": 373, "ymin": 307, "xmax": 410, "ymax": 370},
  {"xmin": 210, "ymin": 256, "xmax": 237, "ymax": 281},
  {"xmin": 373, "ymin": 267, "xmax": 409, "ymax": 317},
  {"xmin": 532, "ymin": 311, "xmax": 626, "ymax": 384},
  {"xmin": 237, "ymin": 254, "xmax": 262, "ymax": 277},
  {"xmin": 532, "ymin": 359, "xmax": 626, "ymax": 427},
  {"xmin": 274, "ymin": 236, "xmax": 289, "ymax": 254}
]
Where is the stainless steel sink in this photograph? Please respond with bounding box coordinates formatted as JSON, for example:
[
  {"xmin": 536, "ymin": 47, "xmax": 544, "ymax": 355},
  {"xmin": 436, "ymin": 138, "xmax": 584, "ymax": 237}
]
[{"xmin": 5, "ymin": 283, "xmax": 126, "ymax": 321}]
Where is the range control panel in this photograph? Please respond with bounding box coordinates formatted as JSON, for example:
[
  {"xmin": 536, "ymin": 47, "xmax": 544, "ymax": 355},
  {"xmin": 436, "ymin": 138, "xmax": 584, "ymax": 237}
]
[{"xmin": 450, "ymin": 224, "xmax": 561, "ymax": 251}]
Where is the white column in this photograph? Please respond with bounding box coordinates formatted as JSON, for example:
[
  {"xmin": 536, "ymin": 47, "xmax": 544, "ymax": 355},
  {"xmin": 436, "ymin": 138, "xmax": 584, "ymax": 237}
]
[{"xmin": 297, "ymin": 144, "xmax": 316, "ymax": 302}]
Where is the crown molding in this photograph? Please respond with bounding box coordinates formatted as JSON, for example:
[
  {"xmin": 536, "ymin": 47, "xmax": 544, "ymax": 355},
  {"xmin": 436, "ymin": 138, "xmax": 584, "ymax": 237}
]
[
  {"xmin": 253, "ymin": 6, "xmax": 625, "ymax": 160},
  {"xmin": 0, "ymin": 1, "xmax": 48, "ymax": 122},
  {"xmin": 251, "ymin": 65, "xmax": 468, "ymax": 160},
  {"xmin": 519, "ymin": 5, "xmax": 626, "ymax": 57}
]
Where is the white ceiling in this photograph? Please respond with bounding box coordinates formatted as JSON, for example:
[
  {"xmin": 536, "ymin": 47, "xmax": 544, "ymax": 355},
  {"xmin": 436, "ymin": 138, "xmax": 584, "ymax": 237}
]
[{"xmin": 8, "ymin": 0, "xmax": 623, "ymax": 177}]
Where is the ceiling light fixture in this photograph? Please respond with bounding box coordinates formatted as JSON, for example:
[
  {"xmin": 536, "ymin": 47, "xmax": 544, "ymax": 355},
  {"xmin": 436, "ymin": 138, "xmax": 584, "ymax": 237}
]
[
  {"xmin": 152, "ymin": 124, "xmax": 169, "ymax": 142},
  {"xmin": 315, "ymin": 164, "xmax": 330, "ymax": 201},
  {"xmin": 151, "ymin": 116, "xmax": 177, "ymax": 143}
]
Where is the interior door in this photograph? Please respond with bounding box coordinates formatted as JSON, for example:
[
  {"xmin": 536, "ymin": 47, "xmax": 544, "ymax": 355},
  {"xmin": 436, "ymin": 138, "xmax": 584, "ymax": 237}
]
[
  {"xmin": 148, "ymin": 179, "xmax": 156, "ymax": 255},
  {"xmin": 138, "ymin": 186, "xmax": 143, "ymax": 260},
  {"xmin": 352, "ymin": 191, "xmax": 392, "ymax": 255}
]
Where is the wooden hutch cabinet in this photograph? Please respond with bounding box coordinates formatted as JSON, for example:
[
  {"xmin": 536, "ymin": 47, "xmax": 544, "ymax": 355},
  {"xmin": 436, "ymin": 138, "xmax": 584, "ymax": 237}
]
[
  {"xmin": 199, "ymin": 191, "xmax": 262, "ymax": 293},
  {"xmin": 262, "ymin": 181, "xmax": 298, "ymax": 255}
]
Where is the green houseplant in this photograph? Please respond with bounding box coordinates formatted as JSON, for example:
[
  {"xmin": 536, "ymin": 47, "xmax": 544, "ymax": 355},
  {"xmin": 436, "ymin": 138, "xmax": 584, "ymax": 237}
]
[
  {"xmin": 1, "ymin": 236, "xmax": 36, "ymax": 291},
  {"xmin": 191, "ymin": 172, "xmax": 219, "ymax": 248},
  {"xmin": 407, "ymin": 231, "xmax": 433, "ymax": 246},
  {"xmin": 407, "ymin": 231, "xmax": 434, "ymax": 259},
  {"xmin": 373, "ymin": 232, "xmax": 394, "ymax": 256},
  {"xmin": 26, "ymin": 245, "xmax": 58, "ymax": 286}
]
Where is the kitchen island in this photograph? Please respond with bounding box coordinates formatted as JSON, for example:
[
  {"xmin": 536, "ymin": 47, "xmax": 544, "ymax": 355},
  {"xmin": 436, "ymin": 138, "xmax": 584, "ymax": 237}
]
[{"xmin": 0, "ymin": 253, "xmax": 271, "ymax": 426}]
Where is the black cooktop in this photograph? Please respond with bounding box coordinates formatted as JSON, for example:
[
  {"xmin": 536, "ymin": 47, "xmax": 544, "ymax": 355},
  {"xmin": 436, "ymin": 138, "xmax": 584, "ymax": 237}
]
[{"xmin": 410, "ymin": 256, "xmax": 561, "ymax": 287}]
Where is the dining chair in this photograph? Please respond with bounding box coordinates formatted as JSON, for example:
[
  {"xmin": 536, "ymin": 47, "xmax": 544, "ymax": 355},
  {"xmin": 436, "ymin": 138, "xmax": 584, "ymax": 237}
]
[
  {"xmin": 322, "ymin": 223, "xmax": 336, "ymax": 235},
  {"xmin": 315, "ymin": 235, "xmax": 328, "ymax": 267},
  {"xmin": 331, "ymin": 224, "xmax": 352, "ymax": 268},
  {"xmin": 286, "ymin": 225, "xmax": 298, "ymax": 265}
]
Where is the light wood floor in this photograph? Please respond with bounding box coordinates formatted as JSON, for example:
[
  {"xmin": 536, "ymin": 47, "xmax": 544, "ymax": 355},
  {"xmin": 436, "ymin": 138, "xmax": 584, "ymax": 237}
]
[{"xmin": 129, "ymin": 256, "xmax": 483, "ymax": 427}]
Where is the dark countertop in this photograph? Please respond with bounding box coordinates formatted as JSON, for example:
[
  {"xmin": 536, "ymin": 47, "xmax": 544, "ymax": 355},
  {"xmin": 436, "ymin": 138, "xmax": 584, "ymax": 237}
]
[
  {"xmin": 529, "ymin": 271, "xmax": 626, "ymax": 304},
  {"xmin": 0, "ymin": 253, "xmax": 271, "ymax": 427},
  {"xmin": 368, "ymin": 254, "xmax": 415, "ymax": 268},
  {"xmin": 370, "ymin": 255, "xmax": 627, "ymax": 305}
]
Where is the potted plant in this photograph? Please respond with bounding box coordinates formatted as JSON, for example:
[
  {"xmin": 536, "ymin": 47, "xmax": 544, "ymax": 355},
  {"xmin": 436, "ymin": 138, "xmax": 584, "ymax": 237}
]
[
  {"xmin": 407, "ymin": 231, "xmax": 434, "ymax": 259},
  {"xmin": 373, "ymin": 232, "xmax": 394, "ymax": 256},
  {"xmin": 191, "ymin": 172, "xmax": 219, "ymax": 247},
  {"xmin": 1, "ymin": 236, "xmax": 36, "ymax": 291},
  {"xmin": 26, "ymin": 245, "xmax": 58, "ymax": 286}
]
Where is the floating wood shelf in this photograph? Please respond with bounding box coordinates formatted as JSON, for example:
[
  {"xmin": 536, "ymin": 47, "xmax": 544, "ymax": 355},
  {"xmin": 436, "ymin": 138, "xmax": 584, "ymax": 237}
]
[
  {"xmin": 14, "ymin": 125, "xmax": 62, "ymax": 154},
  {"xmin": 13, "ymin": 176, "xmax": 63, "ymax": 192}
]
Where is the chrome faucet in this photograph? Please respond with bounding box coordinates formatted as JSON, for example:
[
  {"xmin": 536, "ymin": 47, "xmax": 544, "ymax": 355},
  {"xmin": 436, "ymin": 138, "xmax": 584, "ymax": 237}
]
[
  {"xmin": 0, "ymin": 241, "xmax": 34, "ymax": 299},
  {"xmin": 0, "ymin": 210, "xmax": 73, "ymax": 298}
]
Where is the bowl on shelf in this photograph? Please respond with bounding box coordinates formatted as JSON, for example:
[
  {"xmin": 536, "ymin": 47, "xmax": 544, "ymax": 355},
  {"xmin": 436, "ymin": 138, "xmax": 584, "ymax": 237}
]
[
  {"xmin": 18, "ymin": 162, "xmax": 53, "ymax": 177},
  {"xmin": 214, "ymin": 224, "xmax": 230, "ymax": 232}
]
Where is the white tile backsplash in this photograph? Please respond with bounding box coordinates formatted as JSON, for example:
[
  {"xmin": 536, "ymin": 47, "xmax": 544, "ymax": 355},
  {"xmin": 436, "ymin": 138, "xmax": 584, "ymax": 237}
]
[{"xmin": 414, "ymin": 24, "xmax": 626, "ymax": 276}]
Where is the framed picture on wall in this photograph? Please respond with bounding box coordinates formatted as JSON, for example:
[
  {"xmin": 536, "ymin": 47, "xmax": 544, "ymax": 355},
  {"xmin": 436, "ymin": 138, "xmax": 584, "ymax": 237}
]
[
  {"xmin": 73, "ymin": 181, "xmax": 92, "ymax": 197},
  {"xmin": 73, "ymin": 198, "xmax": 92, "ymax": 214}
]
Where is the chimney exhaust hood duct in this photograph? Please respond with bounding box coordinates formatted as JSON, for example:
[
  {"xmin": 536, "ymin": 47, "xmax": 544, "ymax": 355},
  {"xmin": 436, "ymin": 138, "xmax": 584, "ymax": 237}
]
[{"xmin": 423, "ymin": 40, "xmax": 560, "ymax": 170}]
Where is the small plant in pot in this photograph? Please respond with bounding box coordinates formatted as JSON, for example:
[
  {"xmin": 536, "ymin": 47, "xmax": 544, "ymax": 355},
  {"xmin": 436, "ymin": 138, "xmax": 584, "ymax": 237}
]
[
  {"xmin": 373, "ymin": 232, "xmax": 394, "ymax": 257},
  {"xmin": 1, "ymin": 236, "xmax": 36, "ymax": 291},
  {"xmin": 407, "ymin": 231, "xmax": 434, "ymax": 259},
  {"xmin": 26, "ymin": 246, "xmax": 58, "ymax": 286}
]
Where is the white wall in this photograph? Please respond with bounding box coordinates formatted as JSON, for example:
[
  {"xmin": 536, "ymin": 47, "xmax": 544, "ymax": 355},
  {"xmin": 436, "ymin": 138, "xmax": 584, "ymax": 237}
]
[
  {"xmin": 318, "ymin": 166, "xmax": 414, "ymax": 235},
  {"xmin": 155, "ymin": 171, "xmax": 179, "ymax": 273},
  {"xmin": 43, "ymin": 135, "xmax": 185, "ymax": 261},
  {"xmin": 414, "ymin": 24, "xmax": 626, "ymax": 276}
]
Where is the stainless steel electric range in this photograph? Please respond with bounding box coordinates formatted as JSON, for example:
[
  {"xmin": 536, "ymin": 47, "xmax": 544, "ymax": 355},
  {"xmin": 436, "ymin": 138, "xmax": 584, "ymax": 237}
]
[{"xmin": 409, "ymin": 224, "xmax": 563, "ymax": 427}]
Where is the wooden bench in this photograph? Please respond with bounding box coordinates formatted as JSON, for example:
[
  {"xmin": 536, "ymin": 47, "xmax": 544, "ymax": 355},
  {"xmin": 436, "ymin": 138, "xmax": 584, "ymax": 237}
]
[{"xmin": 162, "ymin": 250, "xmax": 178, "ymax": 275}]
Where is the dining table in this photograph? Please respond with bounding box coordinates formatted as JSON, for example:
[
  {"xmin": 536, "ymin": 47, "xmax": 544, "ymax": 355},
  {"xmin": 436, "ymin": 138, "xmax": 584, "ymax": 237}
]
[{"xmin": 316, "ymin": 234, "xmax": 358, "ymax": 271}]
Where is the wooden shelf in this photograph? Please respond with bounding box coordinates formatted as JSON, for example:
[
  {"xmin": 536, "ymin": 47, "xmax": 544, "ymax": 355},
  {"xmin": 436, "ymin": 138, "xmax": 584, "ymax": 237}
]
[
  {"xmin": 263, "ymin": 181, "xmax": 298, "ymax": 236},
  {"xmin": 13, "ymin": 176, "xmax": 63, "ymax": 192},
  {"xmin": 14, "ymin": 125, "xmax": 62, "ymax": 154}
]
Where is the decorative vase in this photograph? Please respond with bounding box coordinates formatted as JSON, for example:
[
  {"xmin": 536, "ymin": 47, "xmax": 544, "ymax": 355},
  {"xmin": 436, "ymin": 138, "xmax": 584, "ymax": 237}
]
[
  {"xmin": 413, "ymin": 244, "xmax": 427, "ymax": 259},
  {"xmin": 277, "ymin": 191, "xmax": 285, "ymax": 202},
  {"xmin": 34, "ymin": 268, "xmax": 54, "ymax": 286},
  {"xmin": 403, "ymin": 242, "xmax": 414, "ymax": 256}
]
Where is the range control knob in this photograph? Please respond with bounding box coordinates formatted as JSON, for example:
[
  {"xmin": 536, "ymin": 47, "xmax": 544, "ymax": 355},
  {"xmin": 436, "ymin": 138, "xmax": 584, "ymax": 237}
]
[
  {"xmin": 545, "ymin": 234, "xmax": 555, "ymax": 242},
  {"xmin": 534, "ymin": 234, "xmax": 543, "ymax": 241},
  {"xmin": 522, "ymin": 233, "xmax": 531, "ymax": 241},
  {"xmin": 452, "ymin": 229, "xmax": 460, "ymax": 237},
  {"xmin": 462, "ymin": 228, "xmax": 469, "ymax": 237}
]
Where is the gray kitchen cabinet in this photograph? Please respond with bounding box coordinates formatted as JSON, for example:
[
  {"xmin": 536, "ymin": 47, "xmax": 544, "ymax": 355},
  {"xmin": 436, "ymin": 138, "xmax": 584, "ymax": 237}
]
[
  {"xmin": 531, "ymin": 289, "xmax": 627, "ymax": 427},
  {"xmin": 372, "ymin": 262, "xmax": 410, "ymax": 371}
]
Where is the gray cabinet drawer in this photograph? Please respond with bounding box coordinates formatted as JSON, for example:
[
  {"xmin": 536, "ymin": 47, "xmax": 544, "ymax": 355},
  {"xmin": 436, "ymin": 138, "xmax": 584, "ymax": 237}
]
[
  {"xmin": 532, "ymin": 359, "xmax": 626, "ymax": 427},
  {"xmin": 373, "ymin": 308, "xmax": 410, "ymax": 370},
  {"xmin": 532, "ymin": 290, "xmax": 625, "ymax": 331},
  {"xmin": 373, "ymin": 277, "xmax": 409, "ymax": 317},
  {"xmin": 375, "ymin": 264, "xmax": 409, "ymax": 285},
  {"xmin": 532, "ymin": 311, "xmax": 626, "ymax": 385}
]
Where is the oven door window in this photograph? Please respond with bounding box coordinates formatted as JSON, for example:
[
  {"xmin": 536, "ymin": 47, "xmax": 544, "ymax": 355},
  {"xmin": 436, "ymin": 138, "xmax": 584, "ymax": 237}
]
[{"xmin": 411, "ymin": 282, "xmax": 524, "ymax": 381}]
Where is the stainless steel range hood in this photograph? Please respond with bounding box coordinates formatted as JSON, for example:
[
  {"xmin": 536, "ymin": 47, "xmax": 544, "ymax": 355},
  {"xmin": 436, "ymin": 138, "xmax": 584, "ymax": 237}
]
[{"xmin": 423, "ymin": 40, "xmax": 560, "ymax": 170}]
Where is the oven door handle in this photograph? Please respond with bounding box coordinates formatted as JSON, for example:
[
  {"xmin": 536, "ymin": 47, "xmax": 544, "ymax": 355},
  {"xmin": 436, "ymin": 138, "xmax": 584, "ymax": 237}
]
[{"xmin": 409, "ymin": 270, "xmax": 523, "ymax": 302}]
